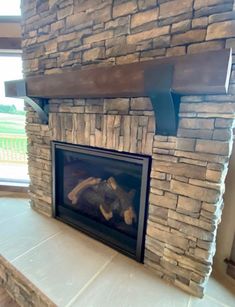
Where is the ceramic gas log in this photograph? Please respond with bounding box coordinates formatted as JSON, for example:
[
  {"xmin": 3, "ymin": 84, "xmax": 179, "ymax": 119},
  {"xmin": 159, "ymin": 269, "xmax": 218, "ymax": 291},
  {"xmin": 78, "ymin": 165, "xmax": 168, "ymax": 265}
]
[{"xmin": 67, "ymin": 176, "xmax": 137, "ymax": 225}]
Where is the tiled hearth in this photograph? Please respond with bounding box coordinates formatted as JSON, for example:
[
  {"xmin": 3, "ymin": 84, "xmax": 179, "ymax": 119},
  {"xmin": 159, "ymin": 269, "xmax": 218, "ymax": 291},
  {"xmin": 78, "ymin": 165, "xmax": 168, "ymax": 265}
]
[{"xmin": 0, "ymin": 197, "xmax": 234, "ymax": 307}]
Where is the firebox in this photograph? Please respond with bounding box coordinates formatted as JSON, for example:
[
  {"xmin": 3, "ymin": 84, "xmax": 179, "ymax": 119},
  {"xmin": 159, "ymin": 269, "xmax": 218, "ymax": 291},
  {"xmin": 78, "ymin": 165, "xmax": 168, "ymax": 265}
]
[{"xmin": 52, "ymin": 141, "xmax": 151, "ymax": 262}]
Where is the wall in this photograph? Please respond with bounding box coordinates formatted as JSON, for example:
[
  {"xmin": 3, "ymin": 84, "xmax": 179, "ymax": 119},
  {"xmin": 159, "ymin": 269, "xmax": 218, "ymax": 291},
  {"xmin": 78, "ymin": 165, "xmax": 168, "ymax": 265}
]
[
  {"xmin": 0, "ymin": 17, "xmax": 21, "ymax": 50},
  {"xmin": 21, "ymin": 0, "xmax": 235, "ymax": 297},
  {"xmin": 21, "ymin": 0, "xmax": 235, "ymax": 76},
  {"xmin": 0, "ymin": 21, "xmax": 21, "ymax": 38},
  {"xmin": 214, "ymin": 142, "xmax": 235, "ymax": 277}
]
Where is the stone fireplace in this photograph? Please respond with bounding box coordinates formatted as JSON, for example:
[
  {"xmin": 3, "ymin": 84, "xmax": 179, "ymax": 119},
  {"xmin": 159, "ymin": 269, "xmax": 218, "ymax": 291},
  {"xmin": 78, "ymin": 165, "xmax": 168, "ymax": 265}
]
[{"xmin": 17, "ymin": 0, "xmax": 235, "ymax": 298}]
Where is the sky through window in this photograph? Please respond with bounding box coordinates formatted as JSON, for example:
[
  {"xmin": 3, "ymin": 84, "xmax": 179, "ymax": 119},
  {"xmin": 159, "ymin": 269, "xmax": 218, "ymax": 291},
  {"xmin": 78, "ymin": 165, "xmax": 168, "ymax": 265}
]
[
  {"xmin": 0, "ymin": 56, "xmax": 23, "ymax": 110},
  {"xmin": 0, "ymin": 1, "xmax": 21, "ymax": 16}
]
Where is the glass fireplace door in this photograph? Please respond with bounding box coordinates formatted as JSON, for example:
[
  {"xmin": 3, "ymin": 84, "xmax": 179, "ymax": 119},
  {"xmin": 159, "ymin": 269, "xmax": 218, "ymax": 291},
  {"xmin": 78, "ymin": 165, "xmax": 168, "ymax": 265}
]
[{"xmin": 52, "ymin": 141, "xmax": 151, "ymax": 262}]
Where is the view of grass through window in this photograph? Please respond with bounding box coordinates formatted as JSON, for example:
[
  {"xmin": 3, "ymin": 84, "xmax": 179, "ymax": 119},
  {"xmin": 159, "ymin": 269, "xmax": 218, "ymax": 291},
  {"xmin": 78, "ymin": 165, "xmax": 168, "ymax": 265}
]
[{"xmin": 0, "ymin": 55, "xmax": 28, "ymax": 183}]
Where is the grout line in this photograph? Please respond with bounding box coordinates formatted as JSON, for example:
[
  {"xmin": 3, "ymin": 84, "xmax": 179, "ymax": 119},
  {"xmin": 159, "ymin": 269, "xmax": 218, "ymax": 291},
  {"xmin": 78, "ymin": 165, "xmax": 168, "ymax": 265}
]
[
  {"xmin": 190, "ymin": 293, "xmax": 231, "ymax": 307},
  {"xmin": 11, "ymin": 231, "xmax": 62, "ymax": 263},
  {"xmin": 65, "ymin": 252, "xmax": 118, "ymax": 307},
  {"xmin": 205, "ymin": 294, "xmax": 231, "ymax": 307},
  {"xmin": 187, "ymin": 296, "xmax": 192, "ymax": 307}
]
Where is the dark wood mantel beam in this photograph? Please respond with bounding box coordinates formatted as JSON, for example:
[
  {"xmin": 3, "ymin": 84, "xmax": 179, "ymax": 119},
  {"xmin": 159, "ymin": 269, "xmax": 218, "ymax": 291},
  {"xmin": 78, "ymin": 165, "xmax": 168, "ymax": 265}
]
[
  {"xmin": 4, "ymin": 49, "xmax": 232, "ymax": 135},
  {"xmin": 24, "ymin": 49, "xmax": 232, "ymax": 99}
]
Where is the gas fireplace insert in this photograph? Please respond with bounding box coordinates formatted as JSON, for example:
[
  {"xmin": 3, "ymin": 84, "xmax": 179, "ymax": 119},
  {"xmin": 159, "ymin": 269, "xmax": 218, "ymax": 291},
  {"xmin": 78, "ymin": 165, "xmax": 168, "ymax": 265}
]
[{"xmin": 52, "ymin": 141, "xmax": 151, "ymax": 262}]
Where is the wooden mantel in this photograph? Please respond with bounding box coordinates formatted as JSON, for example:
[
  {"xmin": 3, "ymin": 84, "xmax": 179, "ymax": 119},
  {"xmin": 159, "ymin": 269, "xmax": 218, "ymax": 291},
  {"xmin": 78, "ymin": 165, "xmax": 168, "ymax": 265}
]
[
  {"xmin": 5, "ymin": 49, "xmax": 232, "ymax": 135},
  {"xmin": 27, "ymin": 49, "xmax": 231, "ymax": 98}
]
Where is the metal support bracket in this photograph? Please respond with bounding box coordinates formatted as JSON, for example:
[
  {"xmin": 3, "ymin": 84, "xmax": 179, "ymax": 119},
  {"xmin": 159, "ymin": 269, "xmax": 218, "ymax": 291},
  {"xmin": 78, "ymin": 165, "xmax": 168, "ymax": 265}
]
[
  {"xmin": 4, "ymin": 79, "xmax": 49, "ymax": 124},
  {"xmin": 144, "ymin": 64, "xmax": 180, "ymax": 136},
  {"xmin": 24, "ymin": 97, "xmax": 49, "ymax": 124}
]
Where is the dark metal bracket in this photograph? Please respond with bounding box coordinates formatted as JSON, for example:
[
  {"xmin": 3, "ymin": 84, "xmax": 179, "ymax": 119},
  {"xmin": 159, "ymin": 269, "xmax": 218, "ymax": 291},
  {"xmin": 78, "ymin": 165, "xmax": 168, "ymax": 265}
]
[
  {"xmin": 144, "ymin": 64, "xmax": 180, "ymax": 136},
  {"xmin": 25, "ymin": 97, "xmax": 49, "ymax": 124},
  {"xmin": 4, "ymin": 79, "xmax": 49, "ymax": 124}
]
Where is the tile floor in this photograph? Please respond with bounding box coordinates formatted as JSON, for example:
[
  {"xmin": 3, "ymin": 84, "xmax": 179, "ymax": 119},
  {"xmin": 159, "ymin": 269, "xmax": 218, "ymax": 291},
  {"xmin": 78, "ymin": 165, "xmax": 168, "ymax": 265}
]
[{"xmin": 0, "ymin": 198, "xmax": 234, "ymax": 307}]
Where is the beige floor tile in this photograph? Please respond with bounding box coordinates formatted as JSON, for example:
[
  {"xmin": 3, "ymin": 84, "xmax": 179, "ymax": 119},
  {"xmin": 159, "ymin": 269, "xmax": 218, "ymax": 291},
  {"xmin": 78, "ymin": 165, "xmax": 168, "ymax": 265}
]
[
  {"xmin": 206, "ymin": 273, "xmax": 235, "ymax": 307},
  {"xmin": 0, "ymin": 198, "xmax": 234, "ymax": 307},
  {"xmin": 68, "ymin": 254, "xmax": 190, "ymax": 307},
  {"xmin": 0, "ymin": 197, "xmax": 29, "ymax": 223},
  {"xmin": 12, "ymin": 227, "xmax": 117, "ymax": 307},
  {"xmin": 0, "ymin": 209, "xmax": 63, "ymax": 261},
  {"xmin": 189, "ymin": 296, "xmax": 230, "ymax": 307}
]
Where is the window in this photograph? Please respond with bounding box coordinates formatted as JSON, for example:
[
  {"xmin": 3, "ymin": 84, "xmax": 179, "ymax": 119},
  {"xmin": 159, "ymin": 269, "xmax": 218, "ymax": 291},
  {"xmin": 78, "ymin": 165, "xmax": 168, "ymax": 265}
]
[
  {"xmin": 0, "ymin": 1, "xmax": 21, "ymax": 16},
  {"xmin": 0, "ymin": 55, "xmax": 28, "ymax": 183},
  {"xmin": 0, "ymin": 1, "xmax": 26, "ymax": 184}
]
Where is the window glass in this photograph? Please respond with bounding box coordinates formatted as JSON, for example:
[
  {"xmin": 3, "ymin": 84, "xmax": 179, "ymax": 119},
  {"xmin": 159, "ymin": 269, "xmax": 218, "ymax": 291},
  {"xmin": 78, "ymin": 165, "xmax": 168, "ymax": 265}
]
[
  {"xmin": 0, "ymin": 1, "xmax": 21, "ymax": 16},
  {"xmin": 0, "ymin": 55, "xmax": 28, "ymax": 183}
]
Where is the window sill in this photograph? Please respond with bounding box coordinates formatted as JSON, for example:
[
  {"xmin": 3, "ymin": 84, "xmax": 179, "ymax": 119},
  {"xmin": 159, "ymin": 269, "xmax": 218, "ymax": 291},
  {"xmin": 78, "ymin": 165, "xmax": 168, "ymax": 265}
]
[{"xmin": 0, "ymin": 181, "xmax": 29, "ymax": 197}]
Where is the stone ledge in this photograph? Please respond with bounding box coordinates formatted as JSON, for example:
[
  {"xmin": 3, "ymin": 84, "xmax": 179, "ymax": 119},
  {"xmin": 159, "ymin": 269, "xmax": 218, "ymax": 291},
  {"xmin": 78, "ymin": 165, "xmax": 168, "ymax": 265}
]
[{"xmin": 0, "ymin": 255, "xmax": 55, "ymax": 307}]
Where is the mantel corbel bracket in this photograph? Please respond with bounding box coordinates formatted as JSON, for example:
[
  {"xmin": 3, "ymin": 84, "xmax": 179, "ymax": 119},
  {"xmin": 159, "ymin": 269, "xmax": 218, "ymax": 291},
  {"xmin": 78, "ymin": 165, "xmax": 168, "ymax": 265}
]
[
  {"xmin": 144, "ymin": 64, "xmax": 180, "ymax": 136},
  {"xmin": 4, "ymin": 79, "xmax": 49, "ymax": 124}
]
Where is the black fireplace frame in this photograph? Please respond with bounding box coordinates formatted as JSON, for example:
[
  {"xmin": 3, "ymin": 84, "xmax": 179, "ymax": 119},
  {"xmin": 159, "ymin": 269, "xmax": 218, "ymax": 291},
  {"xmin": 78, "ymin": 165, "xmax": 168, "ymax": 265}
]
[{"xmin": 52, "ymin": 141, "xmax": 151, "ymax": 262}]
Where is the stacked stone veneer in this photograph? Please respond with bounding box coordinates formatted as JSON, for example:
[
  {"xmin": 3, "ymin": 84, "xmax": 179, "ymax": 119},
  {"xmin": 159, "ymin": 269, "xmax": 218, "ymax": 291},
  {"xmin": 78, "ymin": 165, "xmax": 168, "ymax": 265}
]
[
  {"xmin": 0, "ymin": 255, "xmax": 55, "ymax": 307},
  {"xmin": 21, "ymin": 0, "xmax": 235, "ymax": 298}
]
